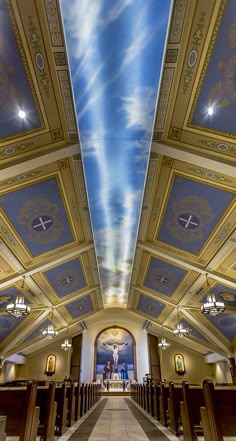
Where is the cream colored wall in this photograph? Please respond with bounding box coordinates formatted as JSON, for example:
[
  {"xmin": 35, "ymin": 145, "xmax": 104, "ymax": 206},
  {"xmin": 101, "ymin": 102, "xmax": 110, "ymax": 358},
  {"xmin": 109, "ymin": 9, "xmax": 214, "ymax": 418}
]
[
  {"xmin": 160, "ymin": 340, "xmax": 214, "ymax": 384},
  {"xmin": 214, "ymin": 361, "xmax": 232, "ymax": 384},
  {"xmin": 80, "ymin": 322, "xmax": 149, "ymax": 383},
  {"xmin": 0, "ymin": 362, "xmax": 17, "ymax": 383},
  {"xmin": 15, "ymin": 342, "xmax": 71, "ymax": 381}
]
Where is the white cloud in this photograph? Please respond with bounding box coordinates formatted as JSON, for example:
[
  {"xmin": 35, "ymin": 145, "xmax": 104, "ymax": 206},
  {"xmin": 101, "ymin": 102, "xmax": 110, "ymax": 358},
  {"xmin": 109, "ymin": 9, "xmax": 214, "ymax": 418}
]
[
  {"xmin": 76, "ymin": 58, "xmax": 108, "ymax": 103},
  {"xmin": 120, "ymin": 86, "xmax": 156, "ymax": 133},
  {"xmin": 81, "ymin": 141, "xmax": 101, "ymax": 157},
  {"xmin": 61, "ymin": 0, "xmax": 103, "ymax": 57},
  {"xmin": 123, "ymin": 189, "xmax": 142, "ymax": 209},
  {"xmin": 122, "ymin": 27, "xmax": 151, "ymax": 66},
  {"xmin": 61, "ymin": 0, "xmax": 134, "ymax": 59},
  {"xmin": 104, "ymin": 0, "xmax": 134, "ymax": 24}
]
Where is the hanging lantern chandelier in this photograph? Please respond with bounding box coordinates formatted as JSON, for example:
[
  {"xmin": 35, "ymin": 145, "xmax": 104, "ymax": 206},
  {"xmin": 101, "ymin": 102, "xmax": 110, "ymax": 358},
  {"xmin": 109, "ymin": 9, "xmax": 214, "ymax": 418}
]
[
  {"xmin": 61, "ymin": 327, "xmax": 72, "ymax": 351},
  {"xmin": 158, "ymin": 326, "xmax": 170, "ymax": 350},
  {"xmin": 173, "ymin": 323, "xmax": 190, "ymax": 338},
  {"xmin": 173, "ymin": 308, "xmax": 191, "ymax": 338},
  {"xmin": 201, "ymin": 274, "xmax": 225, "ymax": 317},
  {"xmin": 6, "ymin": 276, "xmax": 31, "ymax": 317},
  {"xmin": 42, "ymin": 309, "xmax": 58, "ymax": 339},
  {"xmin": 158, "ymin": 337, "xmax": 170, "ymax": 350},
  {"xmin": 61, "ymin": 338, "xmax": 72, "ymax": 351}
]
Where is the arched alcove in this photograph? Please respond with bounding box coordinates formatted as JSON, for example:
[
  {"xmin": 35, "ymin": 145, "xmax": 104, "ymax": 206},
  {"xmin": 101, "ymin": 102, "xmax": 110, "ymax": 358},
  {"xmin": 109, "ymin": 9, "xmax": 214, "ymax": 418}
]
[{"xmin": 94, "ymin": 326, "xmax": 137, "ymax": 382}]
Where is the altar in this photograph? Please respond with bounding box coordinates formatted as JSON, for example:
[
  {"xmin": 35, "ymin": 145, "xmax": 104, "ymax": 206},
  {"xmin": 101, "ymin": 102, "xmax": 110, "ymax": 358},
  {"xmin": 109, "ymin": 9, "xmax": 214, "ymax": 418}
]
[{"xmin": 104, "ymin": 379, "xmax": 129, "ymax": 390}]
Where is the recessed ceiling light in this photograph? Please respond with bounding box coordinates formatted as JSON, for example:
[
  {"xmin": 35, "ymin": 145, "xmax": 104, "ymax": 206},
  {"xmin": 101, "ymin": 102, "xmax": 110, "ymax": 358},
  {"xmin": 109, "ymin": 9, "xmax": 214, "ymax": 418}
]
[
  {"xmin": 207, "ymin": 106, "xmax": 214, "ymax": 116},
  {"xmin": 18, "ymin": 110, "xmax": 26, "ymax": 119}
]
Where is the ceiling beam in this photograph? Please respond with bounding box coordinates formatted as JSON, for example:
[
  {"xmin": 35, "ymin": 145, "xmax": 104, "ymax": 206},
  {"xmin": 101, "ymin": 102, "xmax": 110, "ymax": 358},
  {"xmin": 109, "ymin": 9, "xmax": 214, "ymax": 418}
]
[
  {"xmin": 0, "ymin": 310, "xmax": 49, "ymax": 356},
  {"xmin": 152, "ymin": 141, "xmax": 236, "ymax": 177},
  {"xmin": 138, "ymin": 242, "xmax": 236, "ymax": 288},
  {"xmin": 182, "ymin": 310, "xmax": 233, "ymax": 357},
  {"xmin": 0, "ymin": 242, "xmax": 94, "ymax": 288},
  {"xmin": 1, "ymin": 144, "xmax": 80, "ymax": 180}
]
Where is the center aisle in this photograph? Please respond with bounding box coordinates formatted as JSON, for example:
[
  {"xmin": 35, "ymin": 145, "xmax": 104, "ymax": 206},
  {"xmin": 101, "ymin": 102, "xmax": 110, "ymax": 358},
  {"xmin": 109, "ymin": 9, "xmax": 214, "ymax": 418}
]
[{"xmin": 65, "ymin": 397, "xmax": 179, "ymax": 441}]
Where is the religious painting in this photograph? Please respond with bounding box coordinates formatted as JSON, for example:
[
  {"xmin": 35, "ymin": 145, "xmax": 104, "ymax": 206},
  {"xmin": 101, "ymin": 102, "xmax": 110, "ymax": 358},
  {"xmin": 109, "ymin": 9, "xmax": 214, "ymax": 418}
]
[
  {"xmin": 94, "ymin": 327, "xmax": 136, "ymax": 382},
  {"xmin": 174, "ymin": 353, "xmax": 186, "ymax": 375},
  {"xmin": 45, "ymin": 354, "xmax": 56, "ymax": 376}
]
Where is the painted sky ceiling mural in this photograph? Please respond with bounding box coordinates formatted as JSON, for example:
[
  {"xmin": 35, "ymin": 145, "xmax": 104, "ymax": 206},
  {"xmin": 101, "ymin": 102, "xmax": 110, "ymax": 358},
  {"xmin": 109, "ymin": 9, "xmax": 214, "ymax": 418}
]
[{"xmin": 61, "ymin": 0, "xmax": 172, "ymax": 306}]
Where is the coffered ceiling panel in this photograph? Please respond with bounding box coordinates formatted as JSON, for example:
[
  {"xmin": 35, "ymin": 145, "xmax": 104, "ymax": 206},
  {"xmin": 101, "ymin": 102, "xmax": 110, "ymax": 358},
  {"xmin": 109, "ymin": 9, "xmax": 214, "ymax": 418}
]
[
  {"xmin": 43, "ymin": 258, "xmax": 86, "ymax": 298},
  {"xmin": 0, "ymin": 0, "xmax": 78, "ymax": 167},
  {"xmin": 154, "ymin": 0, "xmax": 236, "ymax": 163},
  {"xmin": 65, "ymin": 295, "xmax": 94, "ymax": 320},
  {"xmin": 136, "ymin": 294, "xmax": 165, "ymax": 320},
  {"xmin": 143, "ymin": 257, "xmax": 187, "ymax": 298}
]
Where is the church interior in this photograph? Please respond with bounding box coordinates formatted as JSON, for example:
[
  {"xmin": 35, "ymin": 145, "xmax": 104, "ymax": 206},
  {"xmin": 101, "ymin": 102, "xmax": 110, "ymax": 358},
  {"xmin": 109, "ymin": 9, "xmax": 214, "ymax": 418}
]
[{"xmin": 0, "ymin": 0, "xmax": 236, "ymax": 439}]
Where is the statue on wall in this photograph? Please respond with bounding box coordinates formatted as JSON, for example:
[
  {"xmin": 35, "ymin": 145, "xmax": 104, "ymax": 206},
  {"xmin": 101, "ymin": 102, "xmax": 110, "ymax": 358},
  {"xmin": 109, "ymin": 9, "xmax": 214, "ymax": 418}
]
[
  {"xmin": 174, "ymin": 353, "xmax": 186, "ymax": 375},
  {"xmin": 103, "ymin": 360, "xmax": 113, "ymax": 383},
  {"xmin": 103, "ymin": 341, "xmax": 128, "ymax": 367},
  {"xmin": 45, "ymin": 354, "xmax": 56, "ymax": 376}
]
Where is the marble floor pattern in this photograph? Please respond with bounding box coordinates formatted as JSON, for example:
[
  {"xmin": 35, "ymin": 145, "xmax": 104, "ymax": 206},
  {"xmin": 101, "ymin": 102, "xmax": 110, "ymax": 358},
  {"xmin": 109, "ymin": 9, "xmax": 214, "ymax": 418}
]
[{"xmin": 59, "ymin": 397, "xmax": 179, "ymax": 441}]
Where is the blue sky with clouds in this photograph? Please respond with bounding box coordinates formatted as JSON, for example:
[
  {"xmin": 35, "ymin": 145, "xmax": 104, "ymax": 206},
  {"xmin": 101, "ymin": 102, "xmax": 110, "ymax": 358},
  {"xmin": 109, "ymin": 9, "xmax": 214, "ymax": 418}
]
[{"xmin": 61, "ymin": 0, "xmax": 172, "ymax": 306}]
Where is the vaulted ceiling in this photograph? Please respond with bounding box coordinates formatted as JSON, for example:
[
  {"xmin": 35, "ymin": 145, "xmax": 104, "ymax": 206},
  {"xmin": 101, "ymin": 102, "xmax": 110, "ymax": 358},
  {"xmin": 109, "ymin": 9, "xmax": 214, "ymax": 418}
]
[{"xmin": 0, "ymin": 0, "xmax": 235, "ymax": 360}]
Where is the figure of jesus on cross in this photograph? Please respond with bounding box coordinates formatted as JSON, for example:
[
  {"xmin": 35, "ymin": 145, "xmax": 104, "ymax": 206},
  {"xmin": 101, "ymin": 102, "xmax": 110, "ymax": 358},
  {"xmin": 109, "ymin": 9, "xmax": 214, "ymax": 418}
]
[{"xmin": 103, "ymin": 341, "xmax": 128, "ymax": 367}]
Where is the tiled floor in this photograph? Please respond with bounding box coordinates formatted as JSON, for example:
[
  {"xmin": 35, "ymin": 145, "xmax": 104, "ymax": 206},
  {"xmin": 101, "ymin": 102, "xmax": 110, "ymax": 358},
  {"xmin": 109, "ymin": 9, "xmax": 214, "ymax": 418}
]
[{"xmin": 58, "ymin": 397, "xmax": 179, "ymax": 441}]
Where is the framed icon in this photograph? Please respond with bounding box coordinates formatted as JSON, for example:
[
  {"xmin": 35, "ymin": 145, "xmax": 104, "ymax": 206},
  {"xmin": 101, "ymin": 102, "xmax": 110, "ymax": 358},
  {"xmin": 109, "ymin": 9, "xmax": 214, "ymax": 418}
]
[
  {"xmin": 174, "ymin": 353, "xmax": 186, "ymax": 375},
  {"xmin": 45, "ymin": 354, "xmax": 56, "ymax": 376}
]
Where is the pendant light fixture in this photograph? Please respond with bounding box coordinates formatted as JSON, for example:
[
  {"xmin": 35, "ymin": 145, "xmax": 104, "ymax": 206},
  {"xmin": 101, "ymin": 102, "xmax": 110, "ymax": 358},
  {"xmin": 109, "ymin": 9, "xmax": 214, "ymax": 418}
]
[
  {"xmin": 42, "ymin": 309, "xmax": 58, "ymax": 339},
  {"xmin": 201, "ymin": 274, "xmax": 225, "ymax": 316},
  {"xmin": 158, "ymin": 326, "xmax": 170, "ymax": 350},
  {"xmin": 61, "ymin": 327, "xmax": 72, "ymax": 351},
  {"xmin": 6, "ymin": 276, "xmax": 31, "ymax": 317},
  {"xmin": 173, "ymin": 308, "xmax": 191, "ymax": 338}
]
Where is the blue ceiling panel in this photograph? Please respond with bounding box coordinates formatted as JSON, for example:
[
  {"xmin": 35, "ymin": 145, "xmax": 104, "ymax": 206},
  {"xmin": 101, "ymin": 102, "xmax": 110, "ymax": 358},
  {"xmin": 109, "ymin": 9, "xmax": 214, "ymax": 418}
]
[
  {"xmin": 22, "ymin": 319, "xmax": 52, "ymax": 343},
  {"xmin": 144, "ymin": 257, "xmax": 186, "ymax": 297},
  {"xmin": 137, "ymin": 294, "xmax": 165, "ymax": 319},
  {"xmin": 180, "ymin": 319, "xmax": 208, "ymax": 342},
  {"xmin": 0, "ymin": 286, "xmax": 30, "ymax": 307},
  {"xmin": 190, "ymin": 0, "xmax": 236, "ymax": 136},
  {"xmin": 0, "ymin": 314, "xmax": 25, "ymax": 340},
  {"xmin": 205, "ymin": 313, "xmax": 236, "ymax": 342},
  {"xmin": 157, "ymin": 175, "xmax": 234, "ymax": 254},
  {"xmin": 1, "ymin": 178, "xmax": 74, "ymax": 256},
  {"xmin": 0, "ymin": 1, "xmax": 42, "ymax": 139},
  {"xmin": 210, "ymin": 284, "xmax": 236, "ymax": 306},
  {"xmin": 43, "ymin": 258, "xmax": 86, "ymax": 297},
  {"xmin": 65, "ymin": 295, "xmax": 93, "ymax": 319}
]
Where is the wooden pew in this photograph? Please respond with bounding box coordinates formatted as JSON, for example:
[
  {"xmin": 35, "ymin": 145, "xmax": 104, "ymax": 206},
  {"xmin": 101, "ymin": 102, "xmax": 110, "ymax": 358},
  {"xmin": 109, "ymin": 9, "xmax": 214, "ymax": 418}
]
[
  {"xmin": 55, "ymin": 383, "xmax": 67, "ymax": 435},
  {"xmin": 80, "ymin": 383, "xmax": 85, "ymax": 417},
  {"xmin": 168, "ymin": 382, "xmax": 182, "ymax": 436},
  {"xmin": 140, "ymin": 384, "xmax": 144, "ymax": 409},
  {"xmin": 74, "ymin": 383, "xmax": 80, "ymax": 421},
  {"xmin": 0, "ymin": 382, "xmax": 40, "ymax": 441},
  {"xmin": 159, "ymin": 383, "xmax": 169, "ymax": 427},
  {"xmin": 84, "ymin": 383, "xmax": 89, "ymax": 414},
  {"xmin": 200, "ymin": 380, "xmax": 236, "ymax": 441},
  {"xmin": 154, "ymin": 384, "xmax": 161, "ymax": 421},
  {"xmin": 143, "ymin": 384, "xmax": 148, "ymax": 412},
  {"xmin": 66, "ymin": 383, "xmax": 75, "ymax": 427},
  {"xmin": 148, "ymin": 385, "xmax": 155, "ymax": 417},
  {"xmin": 0, "ymin": 416, "xmax": 6, "ymax": 441},
  {"xmin": 180, "ymin": 382, "xmax": 204, "ymax": 441},
  {"xmin": 37, "ymin": 383, "xmax": 57, "ymax": 441}
]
